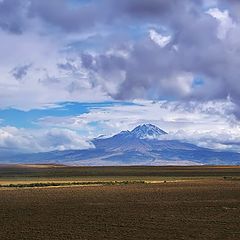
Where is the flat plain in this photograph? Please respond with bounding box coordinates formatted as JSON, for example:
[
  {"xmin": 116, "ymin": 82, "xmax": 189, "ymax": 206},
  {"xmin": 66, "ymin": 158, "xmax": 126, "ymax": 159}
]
[{"xmin": 0, "ymin": 165, "xmax": 240, "ymax": 240}]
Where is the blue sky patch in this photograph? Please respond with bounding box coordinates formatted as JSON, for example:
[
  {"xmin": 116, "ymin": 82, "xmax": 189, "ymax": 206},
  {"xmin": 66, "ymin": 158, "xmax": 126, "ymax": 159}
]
[{"xmin": 0, "ymin": 101, "xmax": 136, "ymax": 129}]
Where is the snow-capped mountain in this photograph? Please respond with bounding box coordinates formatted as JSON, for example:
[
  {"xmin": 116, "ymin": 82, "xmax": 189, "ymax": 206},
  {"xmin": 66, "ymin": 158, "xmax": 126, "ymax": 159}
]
[
  {"xmin": 93, "ymin": 124, "xmax": 168, "ymax": 151},
  {"xmin": 2, "ymin": 124, "xmax": 240, "ymax": 166},
  {"xmin": 131, "ymin": 124, "xmax": 167, "ymax": 139}
]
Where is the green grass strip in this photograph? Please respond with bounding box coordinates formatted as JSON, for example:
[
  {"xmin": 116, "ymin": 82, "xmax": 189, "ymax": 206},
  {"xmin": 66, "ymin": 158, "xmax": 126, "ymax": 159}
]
[{"xmin": 0, "ymin": 180, "xmax": 146, "ymax": 188}]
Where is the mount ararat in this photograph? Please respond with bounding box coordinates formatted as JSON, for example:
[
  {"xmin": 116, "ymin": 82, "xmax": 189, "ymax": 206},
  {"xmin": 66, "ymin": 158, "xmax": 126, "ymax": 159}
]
[{"xmin": 3, "ymin": 124, "xmax": 240, "ymax": 166}]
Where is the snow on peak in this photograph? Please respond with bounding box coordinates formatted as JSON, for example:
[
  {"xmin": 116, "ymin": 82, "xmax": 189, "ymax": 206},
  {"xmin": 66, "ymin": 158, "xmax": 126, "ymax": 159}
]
[{"xmin": 131, "ymin": 124, "xmax": 167, "ymax": 139}]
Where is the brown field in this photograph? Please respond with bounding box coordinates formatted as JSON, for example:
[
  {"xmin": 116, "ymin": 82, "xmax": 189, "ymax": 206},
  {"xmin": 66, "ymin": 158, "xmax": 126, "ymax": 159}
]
[
  {"xmin": 0, "ymin": 165, "xmax": 240, "ymax": 240},
  {"xmin": 1, "ymin": 165, "xmax": 240, "ymax": 184}
]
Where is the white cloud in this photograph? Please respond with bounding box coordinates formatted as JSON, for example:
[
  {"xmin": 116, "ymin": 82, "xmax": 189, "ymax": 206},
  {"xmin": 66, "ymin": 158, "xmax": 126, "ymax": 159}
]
[
  {"xmin": 161, "ymin": 128, "xmax": 240, "ymax": 152},
  {"xmin": 37, "ymin": 99, "xmax": 240, "ymax": 151},
  {"xmin": 207, "ymin": 8, "xmax": 236, "ymax": 39},
  {"xmin": 0, "ymin": 126, "xmax": 93, "ymax": 153},
  {"xmin": 149, "ymin": 29, "xmax": 171, "ymax": 47},
  {"xmin": 1, "ymin": 99, "xmax": 240, "ymax": 153},
  {"xmin": 0, "ymin": 29, "xmax": 110, "ymax": 110}
]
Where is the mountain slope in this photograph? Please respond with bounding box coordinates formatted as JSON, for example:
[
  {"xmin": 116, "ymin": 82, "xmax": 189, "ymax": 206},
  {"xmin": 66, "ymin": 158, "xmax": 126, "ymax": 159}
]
[{"xmin": 92, "ymin": 124, "xmax": 168, "ymax": 152}]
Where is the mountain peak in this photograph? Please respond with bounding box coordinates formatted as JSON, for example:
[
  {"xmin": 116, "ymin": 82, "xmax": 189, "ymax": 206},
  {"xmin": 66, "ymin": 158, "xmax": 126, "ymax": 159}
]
[{"xmin": 131, "ymin": 124, "xmax": 167, "ymax": 139}]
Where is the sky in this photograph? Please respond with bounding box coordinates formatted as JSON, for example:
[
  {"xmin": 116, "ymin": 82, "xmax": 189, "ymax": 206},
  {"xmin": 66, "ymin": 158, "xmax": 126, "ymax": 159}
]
[{"xmin": 1, "ymin": 0, "xmax": 240, "ymax": 154}]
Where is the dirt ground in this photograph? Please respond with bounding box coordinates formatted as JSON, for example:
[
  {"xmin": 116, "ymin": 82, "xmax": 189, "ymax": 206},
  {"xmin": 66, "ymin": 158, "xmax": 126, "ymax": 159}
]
[{"xmin": 0, "ymin": 179, "xmax": 240, "ymax": 240}]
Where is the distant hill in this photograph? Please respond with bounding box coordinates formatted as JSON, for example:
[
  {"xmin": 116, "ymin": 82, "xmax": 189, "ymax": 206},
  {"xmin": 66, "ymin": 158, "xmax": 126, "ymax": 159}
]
[{"xmin": 2, "ymin": 124, "xmax": 240, "ymax": 166}]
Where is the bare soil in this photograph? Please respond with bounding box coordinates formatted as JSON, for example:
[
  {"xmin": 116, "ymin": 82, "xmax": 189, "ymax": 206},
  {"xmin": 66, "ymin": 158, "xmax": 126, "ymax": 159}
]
[{"xmin": 0, "ymin": 179, "xmax": 240, "ymax": 240}]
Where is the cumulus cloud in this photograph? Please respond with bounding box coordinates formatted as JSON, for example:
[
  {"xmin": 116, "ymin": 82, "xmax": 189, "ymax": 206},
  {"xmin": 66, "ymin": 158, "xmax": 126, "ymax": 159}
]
[
  {"xmin": 0, "ymin": 126, "xmax": 93, "ymax": 153},
  {"xmin": 207, "ymin": 8, "xmax": 235, "ymax": 39},
  {"xmin": 161, "ymin": 129, "xmax": 240, "ymax": 152},
  {"xmin": 0, "ymin": 28, "xmax": 109, "ymax": 110},
  {"xmin": 149, "ymin": 29, "xmax": 171, "ymax": 47},
  {"xmin": 1, "ymin": 99, "xmax": 240, "ymax": 153},
  {"xmin": 0, "ymin": 0, "xmax": 240, "ymax": 115},
  {"xmin": 76, "ymin": 3, "xmax": 240, "ymax": 120},
  {"xmin": 37, "ymin": 99, "xmax": 240, "ymax": 151},
  {"xmin": 0, "ymin": 0, "xmax": 240, "ymax": 155}
]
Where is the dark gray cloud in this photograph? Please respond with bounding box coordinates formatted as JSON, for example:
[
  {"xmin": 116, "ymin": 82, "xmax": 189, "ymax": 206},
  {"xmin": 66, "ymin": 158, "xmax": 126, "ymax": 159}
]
[
  {"xmin": 108, "ymin": 0, "xmax": 201, "ymax": 21},
  {"xmin": 28, "ymin": 0, "xmax": 172, "ymax": 32},
  {"xmin": 80, "ymin": 12, "xmax": 222, "ymax": 100},
  {"xmin": 28, "ymin": 0, "xmax": 100, "ymax": 32},
  {"xmin": 57, "ymin": 62, "xmax": 77, "ymax": 72},
  {"xmin": 1, "ymin": 0, "xmax": 240, "ymax": 117},
  {"xmin": 0, "ymin": 0, "xmax": 103, "ymax": 33},
  {"xmin": 0, "ymin": 0, "xmax": 27, "ymax": 33},
  {"xmin": 75, "ymin": 0, "xmax": 240, "ymax": 117},
  {"xmin": 11, "ymin": 64, "xmax": 32, "ymax": 80},
  {"xmin": 0, "ymin": 0, "xmax": 204, "ymax": 34}
]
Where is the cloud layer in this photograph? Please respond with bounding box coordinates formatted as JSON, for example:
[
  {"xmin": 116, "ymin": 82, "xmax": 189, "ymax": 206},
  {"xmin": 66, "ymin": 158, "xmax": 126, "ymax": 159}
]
[
  {"xmin": 37, "ymin": 100, "xmax": 240, "ymax": 151},
  {"xmin": 0, "ymin": 126, "xmax": 93, "ymax": 153},
  {"xmin": 1, "ymin": 1, "xmax": 240, "ymax": 154},
  {"xmin": 0, "ymin": 0, "xmax": 239, "ymax": 112},
  {"xmin": 1, "ymin": 100, "xmax": 240, "ymax": 153}
]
